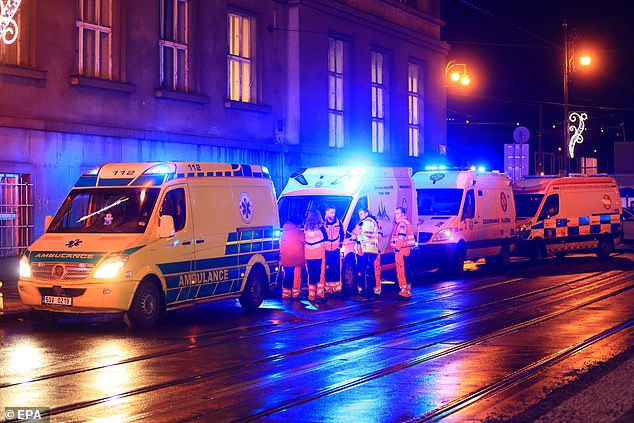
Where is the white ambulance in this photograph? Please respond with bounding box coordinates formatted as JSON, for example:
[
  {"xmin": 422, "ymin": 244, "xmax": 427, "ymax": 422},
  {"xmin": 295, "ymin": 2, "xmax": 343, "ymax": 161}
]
[
  {"xmin": 277, "ymin": 166, "xmax": 417, "ymax": 294},
  {"xmin": 513, "ymin": 174, "xmax": 621, "ymax": 259},
  {"xmin": 18, "ymin": 162, "xmax": 281, "ymax": 328},
  {"xmin": 412, "ymin": 168, "xmax": 516, "ymax": 274}
]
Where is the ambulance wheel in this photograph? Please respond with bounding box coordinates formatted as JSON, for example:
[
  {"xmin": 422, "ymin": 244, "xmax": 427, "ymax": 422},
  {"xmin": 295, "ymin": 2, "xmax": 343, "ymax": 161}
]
[
  {"xmin": 342, "ymin": 256, "xmax": 357, "ymax": 297},
  {"xmin": 494, "ymin": 245, "xmax": 510, "ymax": 269},
  {"xmin": 125, "ymin": 281, "xmax": 162, "ymax": 328},
  {"xmin": 529, "ymin": 239, "xmax": 545, "ymax": 262},
  {"xmin": 240, "ymin": 268, "xmax": 265, "ymax": 310},
  {"xmin": 596, "ymin": 236, "xmax": 613, "ymax": 259},
  {"xmin": 442, "ymin": 244, "xmax": 466, "ymax": 276}
]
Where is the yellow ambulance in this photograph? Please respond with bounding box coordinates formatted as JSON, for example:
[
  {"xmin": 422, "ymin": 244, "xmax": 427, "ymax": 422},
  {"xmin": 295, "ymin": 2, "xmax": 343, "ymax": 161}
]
[
  {"xmin": 513, "ymin": 174, "xmax": 622, "ymax": 259},
  {"xmin": 18, "ymin": 162, "xmax": 281, "ymax": 328}
]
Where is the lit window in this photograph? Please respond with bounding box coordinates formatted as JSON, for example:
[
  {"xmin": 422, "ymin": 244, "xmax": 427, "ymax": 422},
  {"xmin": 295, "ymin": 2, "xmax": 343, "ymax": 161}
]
[
  {"xmin": 408, "ymin": 62, "xmax": 423, "ymax": 157},
  {"xmin": 228, "ymin": 13, "xmax": 255, "ymax": 102},
  {"xmin": 328, "ymin": 38, "xmax": 344, "ymax": 148},
  {"xmin": 371, "ymin": 51, "xmax": 386, "ymax": 153},
  {"xmin": 160, "ymin": 0, "xmax": 189, "ymax": 91},
  {"xmin": 77, "ymin": 0, "xmax": 112, "ymax": 79}
]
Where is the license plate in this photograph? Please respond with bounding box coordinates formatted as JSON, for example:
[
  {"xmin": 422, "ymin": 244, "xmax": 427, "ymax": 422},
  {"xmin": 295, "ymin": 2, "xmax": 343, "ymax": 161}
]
[{"xmin": 42, "ymin": 296, "xmax": 73, "ymax": 306}]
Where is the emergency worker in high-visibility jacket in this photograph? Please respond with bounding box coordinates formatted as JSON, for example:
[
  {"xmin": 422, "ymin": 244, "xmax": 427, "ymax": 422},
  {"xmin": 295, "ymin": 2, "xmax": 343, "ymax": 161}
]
[
  {"xmin": 391, "ymin": 207, "xmax": 415, "ymax": 299},
  {"xmin": 373, "ymin": 222, "xmax": 384, "ymax": 295},
  {"xmin": 355, "ymin": 208, "xmax": 379, "ymax": 300},
  {"xmin": 304, "ymin": 210, "xmax": 328, "ymax": 303},
  {"xmin": 323, "ymin": 205, "xmax": 344, "ymax": 296},
  {"xmin": 280, "ymin": 215, "xmax": 304, "ymax": 299}
]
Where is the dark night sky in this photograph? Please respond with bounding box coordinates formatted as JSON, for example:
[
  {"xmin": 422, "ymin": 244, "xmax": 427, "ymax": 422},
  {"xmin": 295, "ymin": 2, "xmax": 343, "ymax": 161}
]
[{"xmin": 440, "ymin": 0, "xmax": 634, "ymax": 172}]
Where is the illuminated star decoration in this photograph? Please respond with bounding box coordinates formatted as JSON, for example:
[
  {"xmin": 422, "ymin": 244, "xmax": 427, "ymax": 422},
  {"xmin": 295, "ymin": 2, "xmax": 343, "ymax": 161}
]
[
  {"xmin": 568, "ymin": 112, "xmax": 587, "ymax": 159},
  {"xmin": 0, "ymin": 0, "xmax": 21, "ymax": 45}
]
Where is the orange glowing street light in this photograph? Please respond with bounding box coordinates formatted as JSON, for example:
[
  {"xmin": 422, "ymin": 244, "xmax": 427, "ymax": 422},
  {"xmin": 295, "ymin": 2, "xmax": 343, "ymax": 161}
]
[
  {"xmin": 579, "ymin": 54, "xmax": 591, "ymax": 67},
  {"xmin": 446, "ymin": 61, "xmax": 471, "ymax": 86}
]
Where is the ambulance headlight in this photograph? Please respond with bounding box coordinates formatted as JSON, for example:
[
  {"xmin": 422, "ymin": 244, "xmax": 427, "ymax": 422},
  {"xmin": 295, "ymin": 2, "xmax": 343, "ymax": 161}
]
[
  {"xmin": 432, "ymin": 228, "xmax": 453, "ymax": 242},
  {"xmin": 19, "ymin": 256, "xmax": 31, "ymax": 278},
  {"xmin": 94, "ymin": 255, "xmax": 129, "ymax": 279}
]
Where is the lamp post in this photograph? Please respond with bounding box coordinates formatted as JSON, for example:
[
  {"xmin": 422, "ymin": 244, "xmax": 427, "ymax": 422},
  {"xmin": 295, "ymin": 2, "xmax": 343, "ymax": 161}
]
[
  {"xmin": 562, "ymin": 20, "xmax": 592, "ymax": 173},
  {"xmin": 563, "ymin": 20, "xmax": 571, "ymax": 174}
]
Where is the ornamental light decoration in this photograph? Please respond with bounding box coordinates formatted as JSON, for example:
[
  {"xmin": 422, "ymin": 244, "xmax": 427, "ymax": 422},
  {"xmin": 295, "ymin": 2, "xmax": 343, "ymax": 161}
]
[
  {"xmin": 0, "ymin": 0, "xmax": 21, "ymax": 45},
  {"xmin": 568, "ymin": 111, "xmax": 587, "ymax": 159}
]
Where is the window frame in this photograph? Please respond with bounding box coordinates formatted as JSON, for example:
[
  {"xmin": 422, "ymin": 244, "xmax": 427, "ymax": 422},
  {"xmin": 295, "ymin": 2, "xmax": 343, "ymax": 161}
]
[
  {"xmin": 328, "ymin": 37, "xmax": 345, "ymax": 148},
  {"xmin": 159, "ymin": 0, "xmax": 190, "ymax": 92},
  {"xmin": 371, "ymin": 50, "xmax": 387, "ymax": 153},
  {"xmin": 407, "ymin": 61, "xmax": 423, "ymax": 157},
  {"xmin": 76, "ymin": 0, "xmax": 113, "ymax": 79},
  {"xmin": 227, "ymin": 12, "xmax": 256, "ymax": 103}
]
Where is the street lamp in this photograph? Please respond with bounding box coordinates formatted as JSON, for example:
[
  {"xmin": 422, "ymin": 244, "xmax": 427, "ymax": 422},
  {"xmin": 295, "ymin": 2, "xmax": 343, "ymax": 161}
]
[
  {"xmin": 446, "ymin": 61, "xmax": 471, "ymax": 86},
  {"xmin": 562, "ymin": 20, "xmax": 591, "ymax": 173}
]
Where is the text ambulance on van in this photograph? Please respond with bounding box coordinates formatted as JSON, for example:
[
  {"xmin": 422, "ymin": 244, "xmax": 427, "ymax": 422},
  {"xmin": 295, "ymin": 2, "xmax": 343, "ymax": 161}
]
[
  {"xmin": 412, "ymin": 168, "xmax": 516, "ymax": 274},
  {"xmin": 513, "ymin": 174, "xmax": 621, "ymax": 259},
  {"xmin": 18, "ymin": 162, "xmax": 281, "ymax": 328},
  {"xmin": 277, "ymin": 166, "xmax": 417, "ymax": 294}
]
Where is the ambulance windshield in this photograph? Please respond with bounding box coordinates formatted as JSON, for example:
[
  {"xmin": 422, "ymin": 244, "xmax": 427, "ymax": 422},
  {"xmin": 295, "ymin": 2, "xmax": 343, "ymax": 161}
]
[
  {"xmin": 278, "ymin": 195, "xmax": 352, "ymax": 227},
  {"xmin": 48, "ymin": 188, "xmax": 161, "ymax": 233},
  {"xmin": 416, "ymin": 189, "xmax": 463, "ymax": 216},
  {"xmin": 514, "ymin": 194, "xmax": 544, "ymax": 219}
]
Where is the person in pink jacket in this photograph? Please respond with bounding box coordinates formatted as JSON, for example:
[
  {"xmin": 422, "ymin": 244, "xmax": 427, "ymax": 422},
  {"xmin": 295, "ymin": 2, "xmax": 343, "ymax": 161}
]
[{"xmin": 280, "ymin": 215, "xmax": 305, "ymax": 300}]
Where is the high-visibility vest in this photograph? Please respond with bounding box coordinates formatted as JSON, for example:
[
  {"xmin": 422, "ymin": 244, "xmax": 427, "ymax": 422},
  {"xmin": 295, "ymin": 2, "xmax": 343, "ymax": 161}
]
[
  {"xmin": 359, "ymin": 216, "xmax": 379, "ymax": 254},
  {"xmin": 391, "ymin": 218, "xmax": 415, "ymax": 253},
  {"xmin": 323, "ymin": 218, "xmax": 344, "ymax": 251},
  {"xmin": 304, "ymin": 226, "xmax": 326, "ymax": 260}
]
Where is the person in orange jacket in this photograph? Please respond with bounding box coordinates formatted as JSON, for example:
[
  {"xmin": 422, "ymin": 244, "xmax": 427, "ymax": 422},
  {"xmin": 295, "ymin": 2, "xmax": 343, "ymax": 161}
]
[
  {"xmin": 280, "ymin": 215, "xmax": 305, "ymax": 299},
  {"xmin": 323, "ymin": 205, "xmax": 344, "ymax": 296},
  {"xmin": 304, "ymin": 210, "xmax": 328, "ymax": 303},
  {"xmin": 391, "ymin": 207, "xmax": 415, "ymax": 300}
]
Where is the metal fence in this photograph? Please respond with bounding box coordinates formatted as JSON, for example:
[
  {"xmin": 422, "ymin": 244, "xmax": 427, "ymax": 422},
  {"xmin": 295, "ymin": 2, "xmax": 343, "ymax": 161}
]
[{"xmin": 0, "ymin": 173, "xmax": 33, "ymax": 257}]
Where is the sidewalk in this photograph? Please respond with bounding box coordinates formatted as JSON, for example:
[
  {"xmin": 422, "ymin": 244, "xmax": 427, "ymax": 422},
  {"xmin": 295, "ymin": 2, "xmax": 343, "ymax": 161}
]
[{"xmin": 0, "ymin": 255, "xmax": 30, "ymax": 323}]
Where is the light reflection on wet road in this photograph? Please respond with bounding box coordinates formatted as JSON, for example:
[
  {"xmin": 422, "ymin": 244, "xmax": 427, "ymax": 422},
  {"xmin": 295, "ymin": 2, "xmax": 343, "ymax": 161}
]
[{"xmin": 1, "ymin": 252, "xmax": 633, "ymax": 422}]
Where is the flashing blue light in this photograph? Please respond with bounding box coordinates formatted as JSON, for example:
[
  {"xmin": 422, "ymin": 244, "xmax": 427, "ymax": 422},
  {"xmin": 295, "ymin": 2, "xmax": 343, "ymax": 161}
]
[
  {"xmin": 350, "ymin": 167, "xmax": 367, "ymax": 176},
  {"xmin": 145, "ymin": 163, "xmax": 175, "ymax": 175},
  {"xmin": 84, "ymin": 166, "xmax": 101, "ymax": 176},
  {"xmin": 273, "ymin": 229, "xmax": 281, "ymax": 238},
  {"xmin": 439, "ymin": 165, "xmax": 447, "ymax": 171},
  {"xmin": 262, "ymin": 166, "xmax": 270, "ymax": 175},
  {"xmin": 478, "ymin": 166, "xmax": 486, "ymax": 172},
  {"xmin": 470, "ymin": 166, "xmax": 476, "ymax": 171}
]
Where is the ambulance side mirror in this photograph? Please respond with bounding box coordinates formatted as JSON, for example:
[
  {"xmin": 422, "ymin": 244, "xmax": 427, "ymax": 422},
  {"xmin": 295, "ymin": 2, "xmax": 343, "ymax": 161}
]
[
  {"xmin": 159, "ymin": 215, "xmax": 175, "ymax": 238},
  {"xmin": 44, "ymin": 215, "xmax": 53, "ymax": 232}
]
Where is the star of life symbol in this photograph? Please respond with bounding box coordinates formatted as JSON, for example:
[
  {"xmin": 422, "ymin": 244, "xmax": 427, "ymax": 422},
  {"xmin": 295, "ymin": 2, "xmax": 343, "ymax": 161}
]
[
  {"xmin": 65, "ymin": 239, "xmax": 83, "ymax": 248},
  {"xmin": 238, "ymin": 192, "xmax": 253, "ymax": 224},
  {"xmin": 500, "ymin": 192, "xmax": 508, "ymax": 212}
]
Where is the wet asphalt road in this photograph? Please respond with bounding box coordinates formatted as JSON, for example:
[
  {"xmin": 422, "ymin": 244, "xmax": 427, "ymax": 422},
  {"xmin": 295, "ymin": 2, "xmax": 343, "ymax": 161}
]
[{"xmin": 1, "ymin": 252, "xmax": 634, "ymax": 422}]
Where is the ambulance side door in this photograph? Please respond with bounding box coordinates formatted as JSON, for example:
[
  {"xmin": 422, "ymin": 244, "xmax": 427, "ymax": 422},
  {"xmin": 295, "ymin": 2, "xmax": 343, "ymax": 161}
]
[
  {"xmin": 157, "ymin": 185, "xmax": 196, "ymax": 304},
  {"xmin": 190, "ymin": 185, "xmax": 236, "ymax": 300},
  {"xmin": 538, "ymin": 193, "xmax": 561, "ymax": 240},
  {"xmin": 461, "ymin": 188, "xmax": 481, "ymax": 257}
]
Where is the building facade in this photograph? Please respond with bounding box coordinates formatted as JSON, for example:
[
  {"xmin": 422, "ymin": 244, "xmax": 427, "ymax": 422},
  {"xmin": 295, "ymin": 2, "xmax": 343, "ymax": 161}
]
[{"xmin": 0, "ymin": 0, "xmax": 448, "ymax": 255}]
